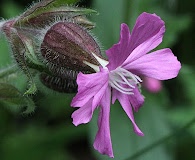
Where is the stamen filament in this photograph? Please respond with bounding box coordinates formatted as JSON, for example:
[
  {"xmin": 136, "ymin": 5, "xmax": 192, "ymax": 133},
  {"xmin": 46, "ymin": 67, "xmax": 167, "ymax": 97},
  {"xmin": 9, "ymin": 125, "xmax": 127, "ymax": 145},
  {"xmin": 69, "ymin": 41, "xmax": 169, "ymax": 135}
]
[
  {"xmin": 117, "ymin": 71, "xmax": 135, "ymax": 88},
  {"xmin": 118, "ymin": 67, "xmax": 141, "ymax": 83},
  {"xmin": 109, "ymin": 66, "xmax": 142, "ymax": 95},
  {"xmin": 112, "ymin": 81, "xmax": 134, "ymax": 92},
  {"xmin": 109, "ymin": 82, "xmax": 134, "ymax": 95}
]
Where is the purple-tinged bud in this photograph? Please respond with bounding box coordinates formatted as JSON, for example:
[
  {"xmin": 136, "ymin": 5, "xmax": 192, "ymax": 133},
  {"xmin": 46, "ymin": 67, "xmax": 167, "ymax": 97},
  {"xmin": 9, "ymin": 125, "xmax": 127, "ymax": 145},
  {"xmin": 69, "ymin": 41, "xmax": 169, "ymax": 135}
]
[
  {"xmin": 40, "ymin": 21, "xmax": 103, "ymax": 92},
  {"xmin": 41, "ymin": 21, "xmax": 102, "ymax": 73}
]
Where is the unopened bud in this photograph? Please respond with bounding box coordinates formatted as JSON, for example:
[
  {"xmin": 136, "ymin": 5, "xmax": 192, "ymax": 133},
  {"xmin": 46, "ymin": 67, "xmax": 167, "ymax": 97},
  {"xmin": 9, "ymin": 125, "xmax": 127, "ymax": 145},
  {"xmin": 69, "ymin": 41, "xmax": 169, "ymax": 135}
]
[
  {"xmin": 41, "ymin": 21, "xmax": 102, "ymax": 73},
  {"xmin": 40, "ymin": 21, "xmax": 104, "ymax": 92}
]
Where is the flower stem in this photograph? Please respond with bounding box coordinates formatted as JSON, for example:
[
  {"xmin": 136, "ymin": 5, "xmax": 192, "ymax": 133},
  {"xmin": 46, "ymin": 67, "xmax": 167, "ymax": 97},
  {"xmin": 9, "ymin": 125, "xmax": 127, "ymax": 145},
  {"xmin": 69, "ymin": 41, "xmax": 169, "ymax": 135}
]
[
  {"xmin": 125, "ymin": 117, "xmax": 195, "ymax": 160},
  {"xmin": 0, "ymin": 64, "xmax": 18, "ymax": 78}
]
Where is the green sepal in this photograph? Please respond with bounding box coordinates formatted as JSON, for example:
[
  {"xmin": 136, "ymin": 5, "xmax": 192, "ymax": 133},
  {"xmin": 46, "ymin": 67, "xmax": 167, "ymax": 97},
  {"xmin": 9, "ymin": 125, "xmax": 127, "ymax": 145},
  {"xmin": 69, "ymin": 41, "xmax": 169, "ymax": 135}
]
[
  {"xmin": 9, "ymin": 28, "xmax": 37, "ymax": 95},
  {"xmin": 14, "ymin": 0, "xmax": 97, "ymax": 26},
  {"xmin": 24, "ymin": 82, "xmax": 37, "ymax": 96},
  {"xmin": 0, "ymin": 83, "xmax": 36, "ymax": 114},
  {"xmin": 20, "ymin": 0, "xmax": 79, "ymax": 19},
  {"xmin": 15, "ymin": 5, "xmax": 97, "ymax": 28}
]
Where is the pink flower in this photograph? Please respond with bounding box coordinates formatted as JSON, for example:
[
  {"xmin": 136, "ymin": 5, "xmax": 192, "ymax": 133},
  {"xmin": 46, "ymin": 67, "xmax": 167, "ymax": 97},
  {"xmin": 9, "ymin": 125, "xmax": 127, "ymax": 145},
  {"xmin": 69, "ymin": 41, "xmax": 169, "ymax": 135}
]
[
  {"xmin": 143, "ymin": 77, "xmax": 162, "ymax": 93},
  {"xmin": 71, "ymin": 12, "xmax": 181, "ymax": 157}
]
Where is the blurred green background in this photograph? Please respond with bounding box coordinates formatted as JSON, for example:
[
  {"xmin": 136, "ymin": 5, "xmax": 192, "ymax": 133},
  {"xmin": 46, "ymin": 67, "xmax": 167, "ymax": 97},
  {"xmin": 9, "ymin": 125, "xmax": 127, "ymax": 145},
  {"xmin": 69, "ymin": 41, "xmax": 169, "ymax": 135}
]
[{"xmin": 0, "ymin": 0, "xmax": 194, "ymax": 160}]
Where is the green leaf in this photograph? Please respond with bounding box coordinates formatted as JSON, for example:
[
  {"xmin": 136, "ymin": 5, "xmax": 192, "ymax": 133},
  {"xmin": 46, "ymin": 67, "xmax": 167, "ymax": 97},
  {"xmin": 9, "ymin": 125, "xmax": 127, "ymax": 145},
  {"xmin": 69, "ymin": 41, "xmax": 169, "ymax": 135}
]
[
  {"xmin": 0, "ymin": 83, "xmax": 25, "ymax": 105},
  {"xmin": 0, "ymin": 83, "xmax": 36, "ymax": 114}
]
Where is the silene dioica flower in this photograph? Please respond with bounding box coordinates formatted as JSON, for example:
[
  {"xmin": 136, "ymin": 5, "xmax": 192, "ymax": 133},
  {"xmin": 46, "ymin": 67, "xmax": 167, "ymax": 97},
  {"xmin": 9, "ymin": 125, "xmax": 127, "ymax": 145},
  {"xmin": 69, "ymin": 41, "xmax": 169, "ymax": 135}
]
[
  {"xmin": 71, "ymin": 12, "xmax": 181, "ymax": 157},
  {"xmin": 0, "ymin": 0, "xmax": 181, "ymax": 157}
]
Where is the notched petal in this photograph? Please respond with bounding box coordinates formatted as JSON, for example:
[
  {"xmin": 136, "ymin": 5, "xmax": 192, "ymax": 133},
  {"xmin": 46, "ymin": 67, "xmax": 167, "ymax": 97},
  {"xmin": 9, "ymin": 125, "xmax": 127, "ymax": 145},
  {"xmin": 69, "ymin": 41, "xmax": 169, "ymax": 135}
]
[
  {"xmin": 114, "ymin": 90, "xmax": 144, "ymax": 136},
  {"xmin": 106, "ymin": 23, "xmax": 131, "ymax": 70},
  {"xmin": 129, "ymin": 87, "xmax": 145, "ymax": 112},
  {"xmin": 94, "ymin": 88, "xmax": 114, "ymax": 158}
]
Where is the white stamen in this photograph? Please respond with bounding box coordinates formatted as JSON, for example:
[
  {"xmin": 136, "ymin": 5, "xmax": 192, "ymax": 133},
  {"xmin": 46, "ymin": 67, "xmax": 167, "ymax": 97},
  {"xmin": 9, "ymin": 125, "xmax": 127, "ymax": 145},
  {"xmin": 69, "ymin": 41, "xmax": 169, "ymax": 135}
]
[
  {"xmin": 83, "ymin": 51, "xmax": 142, "ymax": 95},
  {"xmin": 109, "ymin": 66, "xmax": 142, "ymax": 95},
  {"xmin": 117, "ymin": 72, "xmax": 135, "ymax": 88},
  {"xmin": 117, "ymin": 67, "xmax": 142, "ymax": 83},
  {"xmin": 112, "ymin": 81, "xmax": 134, "ymax": 92},
  {"xmin": 109, "ymin": 82, "xmax": 134, "ymax": 95}
]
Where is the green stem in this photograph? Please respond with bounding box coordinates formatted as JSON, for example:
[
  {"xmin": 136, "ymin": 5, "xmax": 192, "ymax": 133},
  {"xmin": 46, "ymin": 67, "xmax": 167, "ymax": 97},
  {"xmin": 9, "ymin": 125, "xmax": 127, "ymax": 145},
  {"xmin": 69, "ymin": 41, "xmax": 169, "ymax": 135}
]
[
  {"xmin": 0, "ymin": 61, "xmax": 52, "ymax": 81},
  {"xmin": 0, "ymin": 64, "xmax": 18, "ymax": 78},
  {"xmin": 125, "ymin": 117, "xmax": 195, "ymax": 160}
]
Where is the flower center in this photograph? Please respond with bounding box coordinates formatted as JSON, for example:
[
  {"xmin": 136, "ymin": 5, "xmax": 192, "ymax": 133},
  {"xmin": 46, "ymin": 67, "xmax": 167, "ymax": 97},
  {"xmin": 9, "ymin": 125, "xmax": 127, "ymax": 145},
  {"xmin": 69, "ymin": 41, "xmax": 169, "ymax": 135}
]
[{"xmin": 109, "ymin": 67, "xmax": 142, "ymax": 95}]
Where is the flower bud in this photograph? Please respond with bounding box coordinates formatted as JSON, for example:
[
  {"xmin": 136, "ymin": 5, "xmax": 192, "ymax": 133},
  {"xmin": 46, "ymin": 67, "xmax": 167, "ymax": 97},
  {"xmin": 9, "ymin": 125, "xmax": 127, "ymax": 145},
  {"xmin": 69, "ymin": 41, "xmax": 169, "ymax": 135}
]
[
  {"xmin": 40, "ymin": 21, "xmax": 103, "ymax": 92},
  {"xmin": 41, "ymin": 21, "xmax": 102, "ymax": 74}
]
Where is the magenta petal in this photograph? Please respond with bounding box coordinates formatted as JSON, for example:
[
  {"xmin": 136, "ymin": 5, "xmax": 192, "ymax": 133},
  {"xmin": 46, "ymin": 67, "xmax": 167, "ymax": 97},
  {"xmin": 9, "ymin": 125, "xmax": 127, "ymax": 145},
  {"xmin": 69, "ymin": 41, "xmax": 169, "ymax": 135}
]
[
  {"xmin": 94, "ymin": 87, "xmax": 114, "ymax": 158},
  {"xmin": 71, "ymin": 83, "xmax": 109, "ymax": 126},
  {"xmin": 122, "ymin": 13, "xmax": 165, "ymax": 64},
  {"xmin": 71, "ymin": 99, "xmax": 94, "ymax": 126},
  {"xmin": 112, "ymin": 86, "xmax": 144, "ymax": 112},
  {"xmin": 116, "ymin": 90, "xmax": 144, "ymax": 136},
  {"xmin": 130, "ymin": 12, "xmax": 165, "ymax": 52},
  {"xmin": 71, "ymin": 70, "xmax": 109, "ymax": 107},
  {"xmin": 106, "ymin": 23, "xmax": 131, "ymax": 70},
  {"xmin": 124, "ymin": 48, "xmax": 181, "ymax": 80},
  {"xmin": 106, "ymin": 13, "xmax": 165, "ymax": 70},
  {"xmin": 129, "ymin": 87, "xmax": 145, "ymax": 112}
]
